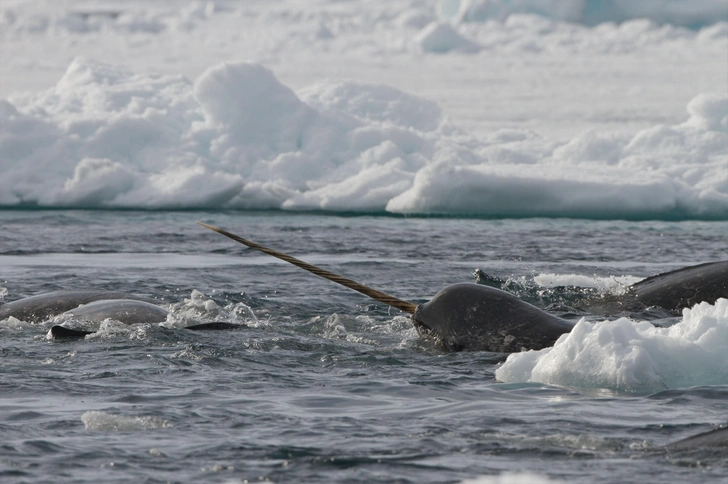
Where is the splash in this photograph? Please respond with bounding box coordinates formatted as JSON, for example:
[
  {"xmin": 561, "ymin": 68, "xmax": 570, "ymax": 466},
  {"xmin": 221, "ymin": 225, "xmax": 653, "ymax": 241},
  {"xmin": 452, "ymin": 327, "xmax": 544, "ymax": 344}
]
[{"xmin": 81, "ymin": 410, "xmax": 173, "ymax": 431}]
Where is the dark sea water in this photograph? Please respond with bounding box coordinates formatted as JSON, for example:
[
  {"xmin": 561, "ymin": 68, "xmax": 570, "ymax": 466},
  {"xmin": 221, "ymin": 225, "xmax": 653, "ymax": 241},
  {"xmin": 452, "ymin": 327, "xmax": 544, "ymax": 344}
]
[{"xmin": 1, "ymin": 210, "xmax": 726, "ymax": 484}]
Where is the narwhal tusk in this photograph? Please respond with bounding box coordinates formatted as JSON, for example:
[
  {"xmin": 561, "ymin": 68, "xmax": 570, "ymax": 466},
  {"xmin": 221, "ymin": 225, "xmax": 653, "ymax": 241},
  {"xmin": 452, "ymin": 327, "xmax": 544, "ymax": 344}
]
[{"xmin": 197, "ymin": 222, "xmax": 418, "ymax": 314}]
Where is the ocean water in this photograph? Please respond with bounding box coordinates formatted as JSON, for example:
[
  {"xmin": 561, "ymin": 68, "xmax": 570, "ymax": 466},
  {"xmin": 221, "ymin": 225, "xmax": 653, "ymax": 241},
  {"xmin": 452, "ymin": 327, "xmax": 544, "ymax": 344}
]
[{"xmin": 1, "ymin": 210, "xmax": 726, "ymax": 483}]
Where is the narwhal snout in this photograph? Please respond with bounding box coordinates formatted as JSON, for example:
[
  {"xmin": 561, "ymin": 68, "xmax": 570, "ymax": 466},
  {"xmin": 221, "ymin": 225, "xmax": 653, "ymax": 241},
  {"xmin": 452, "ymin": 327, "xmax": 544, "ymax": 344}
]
[
  {"xmin": 411, "ymin": 305, "xmax": 426, "ymax": 331},
  {"xmin": 411, "ymin": 303, "xmax": 439, "ymax": 340}
]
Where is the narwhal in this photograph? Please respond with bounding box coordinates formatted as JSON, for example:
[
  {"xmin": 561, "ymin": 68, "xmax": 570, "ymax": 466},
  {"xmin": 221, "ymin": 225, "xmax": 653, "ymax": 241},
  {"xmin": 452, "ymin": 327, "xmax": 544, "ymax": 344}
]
[
  {"xmin": 196, "ymin": 223, "xmax": 727, "ymax": 353},
  {"xmin": 0, "ymin": 290, "xmax": 241, "ymax": 339},
  {"xmin": 2, "ymin": 223, "xmax": 724, "ymax": 349}
]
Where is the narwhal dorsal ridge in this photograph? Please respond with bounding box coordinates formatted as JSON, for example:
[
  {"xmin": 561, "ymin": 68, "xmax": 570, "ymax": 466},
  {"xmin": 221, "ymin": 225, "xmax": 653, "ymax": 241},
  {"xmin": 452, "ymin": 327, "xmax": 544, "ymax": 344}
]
[
  {"xmin": 0, "ymin": 290, "xmax": 147, "ymax": 323},
  {"xmin": 629, "ymin": 260, "xmax": 728, "ymax": 312}
]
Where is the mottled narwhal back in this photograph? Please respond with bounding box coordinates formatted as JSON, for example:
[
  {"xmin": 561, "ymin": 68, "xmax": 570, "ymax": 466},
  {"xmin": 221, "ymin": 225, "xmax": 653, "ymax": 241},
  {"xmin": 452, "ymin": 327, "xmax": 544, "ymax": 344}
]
[
  {"xmin": 630, "ymin": 260, "xmax": 728, "ymax": 312},
  {"xmin": 412, "ymin": 283, "xmax": 574, "ymax": 352},
  {"xmin": 63, "ymin": 299, "xmax": 169, "ymax": 325},
  {"xmin": 0, "ymin": 290, "xmax": 142, "ymax": 323}
]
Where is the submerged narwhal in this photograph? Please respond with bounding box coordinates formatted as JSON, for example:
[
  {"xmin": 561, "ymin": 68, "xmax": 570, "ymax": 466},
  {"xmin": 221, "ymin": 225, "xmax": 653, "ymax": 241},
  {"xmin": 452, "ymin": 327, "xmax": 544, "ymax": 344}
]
[{"xmin": 0, "ymin": 290, "xmax": 242, "ymax": 339}]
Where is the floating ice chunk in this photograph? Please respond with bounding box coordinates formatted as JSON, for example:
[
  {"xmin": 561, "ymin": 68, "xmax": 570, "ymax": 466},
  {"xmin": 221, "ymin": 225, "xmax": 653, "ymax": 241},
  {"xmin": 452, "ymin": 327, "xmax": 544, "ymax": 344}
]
[{"xmin": 495, "ymin": 299, "xmax": 728, "ymax": 394}]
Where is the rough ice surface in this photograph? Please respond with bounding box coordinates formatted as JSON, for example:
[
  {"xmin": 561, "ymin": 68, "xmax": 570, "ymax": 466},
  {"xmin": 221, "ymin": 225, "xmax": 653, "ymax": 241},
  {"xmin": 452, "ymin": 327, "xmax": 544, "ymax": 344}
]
[
  {"xmin": 438, "ymin": 0, "xmax": 728, "ymax": 28},
  {"xmin": 1, "ymin": 55, "xmax": 726, "ymax": 218},
  {"xmin": 0, "ymin": 1, "xmax": 726, "ymax": 218},
  {"xmin": 495, "ymin": 298, "xmax": 728, "ymax": 394},
  {"xmin": 1, "ymin": 1, "xmax": 727, "ymax": 218},
  {"xmin": 416, "ymin": 21, "xmax": 481, "ymax": 53}
]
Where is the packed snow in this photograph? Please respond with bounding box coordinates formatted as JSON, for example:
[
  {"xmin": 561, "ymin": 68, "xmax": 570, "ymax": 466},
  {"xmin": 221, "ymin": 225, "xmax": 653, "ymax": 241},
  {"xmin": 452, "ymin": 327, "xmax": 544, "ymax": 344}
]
[
  {"xmin": 439, "ymin": 0, "xmax": 728, "ymax": 28},
  {"xmin": 1, "ymin": 0, "xmax": 727, "ymax": 218},
  {"xmin": 1, "ymin": 57, "xmax": 726, "ymax": 218}
]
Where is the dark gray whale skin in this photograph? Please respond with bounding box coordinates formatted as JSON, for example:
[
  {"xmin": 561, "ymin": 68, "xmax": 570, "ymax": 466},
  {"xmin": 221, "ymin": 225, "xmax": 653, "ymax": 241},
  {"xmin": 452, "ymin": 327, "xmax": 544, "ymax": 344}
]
[
  {"xmin": 629, "ymin": 261, "xmax": 728, "ymax": 312},
  {"xmin": 411, "ymin": 261, "xmax": 727, "ymax": 352},
  {"xmin": 62, "ymin": 299, "xmax": 169, "ymax": 325},
  {"xmin": 0, "ymin": 290, "xmax": 242, "ymax": 338},
  {"xmin": 665, "ymin": 425, "xmax": 728, "ymax": 452},
  {"xmin": 3, "ymin": 262, "xmax": 724, "ymax": 348},
  {"xmin": 0, "ymin": 290, "xmax": 149, "ymax": 323},
  {"xmin": 413, "ymin": 283, "xmax": 574, "ymax": 352}
]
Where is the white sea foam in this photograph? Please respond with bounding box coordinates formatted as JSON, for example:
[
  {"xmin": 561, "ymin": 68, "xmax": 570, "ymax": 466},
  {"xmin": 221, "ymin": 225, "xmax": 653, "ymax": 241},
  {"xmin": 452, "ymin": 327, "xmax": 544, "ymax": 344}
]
[
  {"xmin": 163, "ymin": 289, "xmax": 256, "ymax": 328},
  {"xmin": 1, "ymin": 56, "xmax": 726, "ymax": 219},
  {"xmin": 460, "ymin": 472, "xmax": 563, "ymax": 484},
  {"xmin": 532, "ymin": 273, "xmax": 641, "ymax": 291},
  {"xmin": 496, "ymin": 298, "xmax": 728, "ymax": 394},
  {"xmin": 81, "ymin": 410, "xmax": 173, "ymax": 431}
]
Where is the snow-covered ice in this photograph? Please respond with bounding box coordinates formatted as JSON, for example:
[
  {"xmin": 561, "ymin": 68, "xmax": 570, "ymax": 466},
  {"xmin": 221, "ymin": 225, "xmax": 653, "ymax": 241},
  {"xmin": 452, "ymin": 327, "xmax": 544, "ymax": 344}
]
[{"xmin": 1, "ymin": 0, "xmax": 726, "ymax": 217}]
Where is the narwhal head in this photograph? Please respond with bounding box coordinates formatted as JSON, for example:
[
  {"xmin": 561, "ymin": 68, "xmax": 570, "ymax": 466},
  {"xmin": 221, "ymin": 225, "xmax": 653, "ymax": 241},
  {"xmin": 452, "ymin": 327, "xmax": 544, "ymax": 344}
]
[
  {"xmin": 413, "ymin": 283, "xmax": 573, "ymax": 353},
  {"xmin": 412, "ymin": 283, "xmax": 495, "ymax": 351}
]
